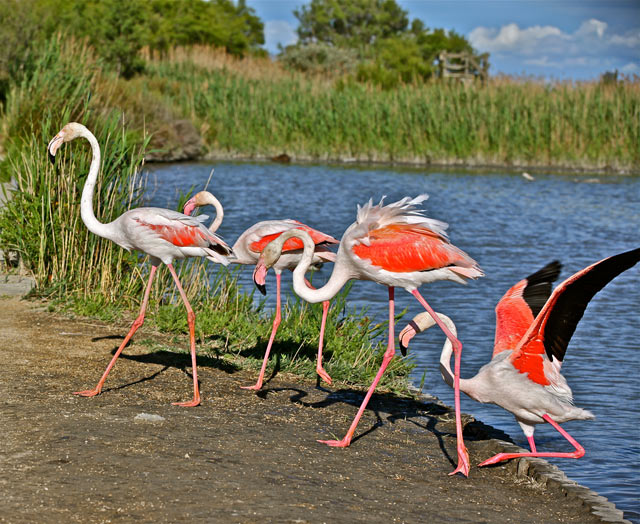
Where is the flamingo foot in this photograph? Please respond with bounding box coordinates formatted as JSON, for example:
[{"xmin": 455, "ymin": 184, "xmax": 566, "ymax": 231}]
[
  {"xmin": 317, "ymin": 438, "xmax": 351, "ymax": 448},
  {"xmin": 240, "ymin": 383, "xmax": 263, "ymax": 391},
  {"xmin": 478, "ymin": 452, "xmax": 513, "ymax": 467},
  {"xmin": 172, "ymin": 397, "xmax": 201, "ymax": 407},
  {"xmin": 449, "ymin": 444, "xmax": 470, "ymax": 477},
  {"xmin": 73, "ymin": 389, "xmax": 101, "ymax": 397},
  {"xmin": 316, "ymin": 366, "xmax": 332, "ymax": 385}
]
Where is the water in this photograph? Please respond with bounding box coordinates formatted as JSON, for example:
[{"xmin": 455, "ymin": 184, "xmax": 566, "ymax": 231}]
[{"xmin": 144, "ymin": 161, "xmax": 640, "ymax": 522}]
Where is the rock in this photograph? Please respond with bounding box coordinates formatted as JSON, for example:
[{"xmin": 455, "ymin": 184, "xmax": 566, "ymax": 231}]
[
  {"xmin": 271, "ymin": 153, "xmax": 291, "ymax": 164},
  {"xmin": 134, "ymin": 413, "xmax": 166, "ymax": 423},
  {"xmin": 145, "ymin": 120, "xmax": 204, "ymax": 162},
  {"xmin": 0, "ymin": 274, "xmax": 35, "ymax": 296}
]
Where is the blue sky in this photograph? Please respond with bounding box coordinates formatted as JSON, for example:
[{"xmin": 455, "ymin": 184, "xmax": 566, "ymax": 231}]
[{"xmin": 245, "ymin": 0, "xmax": 640, "ymax": 80}]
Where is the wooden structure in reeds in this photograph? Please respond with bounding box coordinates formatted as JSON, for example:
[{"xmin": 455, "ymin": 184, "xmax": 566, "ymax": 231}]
[{"xmin": 438, "ymin": 51, "xmax": 489, "ymax": 84}]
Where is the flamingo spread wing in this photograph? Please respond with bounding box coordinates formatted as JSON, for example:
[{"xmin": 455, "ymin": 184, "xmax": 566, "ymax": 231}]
[
  {"xmin": 510, "ymin": 248, "xmax": 640, "ymax": 385},
  {"xmin": 493, "ymin": 261, "xmax": 561, "ymax": 357}
]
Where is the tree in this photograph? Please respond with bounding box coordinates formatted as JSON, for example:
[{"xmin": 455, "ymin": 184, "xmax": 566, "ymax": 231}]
[
  {"xmin": 146, "ymin": 0, "xmax": 264, "ymax": 57},
  {"xmin": 80, "ymin": 0, "xmax": 149, "ymax": 78},
  {"xmin": 286, "ymin": 0, "xmax": 480, "ymax": 87},
  {"xmin": 294, "ymin": 0, "xmax": 408, "ymax": 50}
]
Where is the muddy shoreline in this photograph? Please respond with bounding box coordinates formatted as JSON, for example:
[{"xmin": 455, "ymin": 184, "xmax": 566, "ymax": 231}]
[{"xmin": 0, "ymin": 288, "xmax": 629, "ymax": 523}]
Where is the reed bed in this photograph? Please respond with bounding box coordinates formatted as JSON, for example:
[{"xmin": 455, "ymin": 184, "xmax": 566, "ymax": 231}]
[{"xmin": 143, "ymin": 51, "xmax": 639, "ymax": 170}]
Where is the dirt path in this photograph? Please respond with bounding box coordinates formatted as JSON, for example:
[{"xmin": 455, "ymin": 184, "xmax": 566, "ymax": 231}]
[{"xmin": 0, "ymin": 296, "xmax": 616, "ymax": 523}]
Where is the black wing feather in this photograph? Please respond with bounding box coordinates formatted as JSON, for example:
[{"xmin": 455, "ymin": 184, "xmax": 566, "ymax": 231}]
[
  {"xmin": 523, "ymin": 261, "xmax": 562, "ymax": 318},
  {"xmin": 543, "ymin": 247, "xmax": 640, "ymax": 363}
]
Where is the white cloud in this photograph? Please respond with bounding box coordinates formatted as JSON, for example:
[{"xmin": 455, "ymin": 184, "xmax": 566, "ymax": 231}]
[
  {"xmin": 469, "ymin": 23, "xmax": 567, "ymax": 56},
  {"xmin": 610, "ymin": 30, "xmax": 640, "ymax": 48},
  {"xmin": 264, "ymin": 20, "xmax": 298, "ymax": 53},
  {"xmin": 469, "ymin": 18, "xmax": 640, "ymax": 76},
  {"xmin": 575, "ymin": 19, "xmax": 607, "ymax": 39},
  {"xmin": 620, "ymin": 62, "xmax": 639, "ymax": 74}
]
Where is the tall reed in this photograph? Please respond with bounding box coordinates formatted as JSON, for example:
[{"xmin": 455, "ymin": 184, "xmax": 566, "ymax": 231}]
[{"xmin": 143, "ymin": 49, "xmax": 639, "ymax": 170}]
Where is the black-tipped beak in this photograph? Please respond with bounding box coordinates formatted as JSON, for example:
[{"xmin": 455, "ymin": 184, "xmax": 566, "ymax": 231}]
[
  {"xmin": 47, "ymin": 135, "xmax": 63, "ymax": 165},
  {"xmin": 255, "ymin": 282, "xmax": 266, "ymax": 296},
  {"xmin": 398, "ymin": 320, "xmax": 420, "ymax": 357}
]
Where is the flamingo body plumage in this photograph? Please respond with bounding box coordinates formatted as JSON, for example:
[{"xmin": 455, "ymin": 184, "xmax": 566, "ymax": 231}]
[
  {"xmin": 48, "ymin": 123, "xmax": 232, "ymax": 407},
  {"xmin": 257, "ymin": 195, "xmax": 483, "ymax": 476},
  {"xmin": 183, "ymin": 191, "xmax": 338, "ymax": 389},
  {"xmin": 399, "ymin": 247, "xmax": 640, "ymax": 467}
]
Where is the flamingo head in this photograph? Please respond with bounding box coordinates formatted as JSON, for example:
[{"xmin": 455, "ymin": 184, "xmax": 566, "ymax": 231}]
[
  {"xmin": 398, "ymin": 320, "xmax": 420, "ymax": 356},
  {"xmin": 47, "ymin": 122, "xmax": 87, "ymax": 164},
  {"xmin": 252, "ymin": 259, "xmax": 268, "ymax": 295},
  {"xmin": 183, "ymin": 191, "xmax": 214, "ymax": 216}
]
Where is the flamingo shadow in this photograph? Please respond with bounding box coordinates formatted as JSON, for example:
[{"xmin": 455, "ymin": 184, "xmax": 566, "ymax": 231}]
[
  {"xmin": 264, "ymin": 383, "xmax": 502, "ymax": 468},
  {"xmin": 87, "ymin": 336, "xmax": 241, "ymax": 393}
]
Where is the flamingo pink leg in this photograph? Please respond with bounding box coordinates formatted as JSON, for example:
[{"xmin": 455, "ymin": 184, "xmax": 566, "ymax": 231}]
[
  {"xmin": 167, "ymin": 263, "xmax": 201, "ymax": 407},
  {"xmin": 304, "ymin": 277, "xmax": 332, "ymax": 385},
  {"xmin": 411, "ymin": 289, "xmax": 470, "ymax": 477},
  {"xmin": 318, "ymin": 287, "xmax": 396, "ymax": 447},
  {"xmin": 74, "ymin": 264, "xmax": 158, "ymax": 398},
  {"xmin": 241, "ymin": 272, "xmax": 283, "ymax": 390},
  {"xmin": 478, "ymin": 414, "xmax": 585, "ymax": 466},
  {"xmin": 527, "ymin": 436, "xmax": 537, "ymax": 453},
  {"xmin": 316, "ymin": 299, "xmax": 332, "ymax": 385}
]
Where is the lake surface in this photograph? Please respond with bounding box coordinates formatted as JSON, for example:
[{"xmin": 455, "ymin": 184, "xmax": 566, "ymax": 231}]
[{"xmin": 144, "ymin": 161, "xmax": 639, "ymax": 522}]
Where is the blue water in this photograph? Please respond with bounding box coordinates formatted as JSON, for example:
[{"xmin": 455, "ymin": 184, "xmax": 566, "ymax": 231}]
[{"xmin": 144, "ymin": 161, "xmax": 640, "ymax": 522}]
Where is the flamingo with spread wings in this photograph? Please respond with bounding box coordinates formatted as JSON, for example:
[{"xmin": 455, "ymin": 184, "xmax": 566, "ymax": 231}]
[
  {"xmin": 48, "ymin": 123, "xmax": 232, "ymax": 407},
  {"xmin": 183, "ymin": 191, "xmax": 338, "ymax": 390},
  {"xmin": 256, "ymin": 195, "xmax": 483, "ymax": 476},
  {"xmin": 399, "ymin": 248, "xmax": 640, "ymax": 466}
]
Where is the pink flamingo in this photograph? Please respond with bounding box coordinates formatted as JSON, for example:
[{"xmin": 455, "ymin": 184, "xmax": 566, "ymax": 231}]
[
  {"xmin": 255, "ymin": 195, "xmax": 483, "ymax": 476},
  {"xmin": 47, "ymin": 123, "xmax": 232, "ymax": 407},
  {"xmin": 399, "ymin": 248, "xmax": 640, "ymax": 467},
  {"xmin": 183, "ymin": 191, "xmax": 338, "ymax": 390}
]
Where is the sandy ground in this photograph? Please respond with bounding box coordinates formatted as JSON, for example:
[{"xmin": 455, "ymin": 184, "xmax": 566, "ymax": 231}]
[{"xmin": 0, "ymin": 296, "xmax": 610, "ymax": 523}]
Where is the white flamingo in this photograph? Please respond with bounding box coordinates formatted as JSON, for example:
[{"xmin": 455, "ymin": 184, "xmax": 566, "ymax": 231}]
[{"xmin": 47, "ymin": 122, "xmax": 232, "ymax": 407}]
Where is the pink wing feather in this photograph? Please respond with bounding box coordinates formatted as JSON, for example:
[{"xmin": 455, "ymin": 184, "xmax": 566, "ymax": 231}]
[
  {"xmin": 249, "ymin": 222, "xmax": 338, "ymax": 254},
  {"xmin": 352, "ymin": 224, "xmax": 476, "ymax": 273}
]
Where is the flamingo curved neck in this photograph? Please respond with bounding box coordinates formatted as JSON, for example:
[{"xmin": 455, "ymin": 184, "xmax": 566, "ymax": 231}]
[
  {"xmin": 204, "ymin": 195, "xmax": 224, "ymax": 233},
  {"xmin": 439, "ymin": 337, "xmax": 456, "ymax": 390},
  {"xmin": 435, "ymin": 314, "xmax": 468, "ymax": 393},
  {"xmin": 79, "ymin": 128, "xmax": 112, "ymax": 240},
  {"xmin": 272, "ymin": 229, "xmax": 348, "ymax": 303}
]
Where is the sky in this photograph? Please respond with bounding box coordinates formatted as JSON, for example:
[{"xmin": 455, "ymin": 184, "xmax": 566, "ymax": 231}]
[{"xmin": 245, "ymin": 0, "xmax": 640, "ymax": 80}]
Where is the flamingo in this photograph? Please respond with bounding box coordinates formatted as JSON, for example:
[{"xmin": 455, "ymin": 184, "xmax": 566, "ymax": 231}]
[
  {"xmin": 398, "ymin": 247, "xmax": 640, "ymax": 467},
  {"xmin": 183, "ymin": 190, "xmax": 338, "ymax": 390},
  {"xmin": 47, "ymin": 122, "xmax": 233, "ymax": 407},
  {"xmin": 255, "ymin": 195, "xmax": 483, "ymax": 476}
]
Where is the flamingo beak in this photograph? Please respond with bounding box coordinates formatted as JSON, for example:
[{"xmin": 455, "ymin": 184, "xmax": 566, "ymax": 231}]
[
  {"xmin": 398, "ymin": 320, "xmax": 419, "ymax": 357},
  {"xmin": 252, "ymin": 261, "xmax": 268, "ymax": 295},
  {"xmin": 47, "ymin": 134, "xmax": 64, "ymax": 165},
  {"xmin": 183, "ymin": 197, "xmax": 197, "ymax": 216}
]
